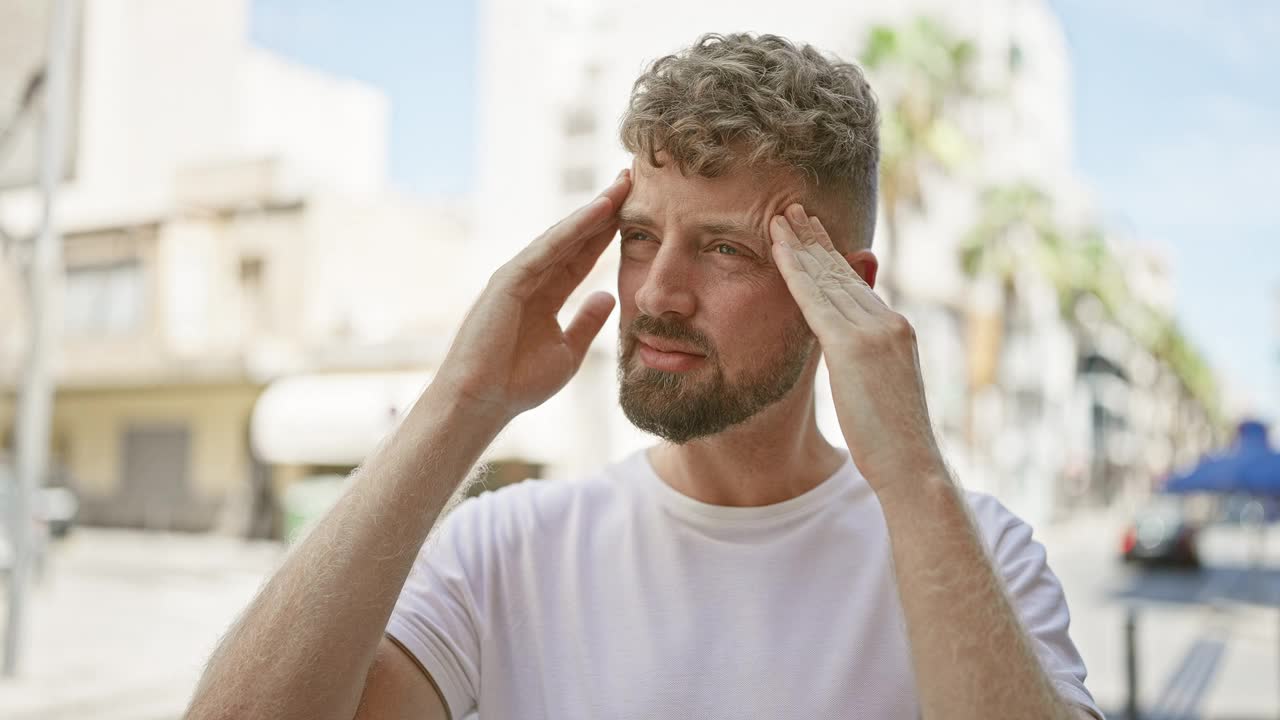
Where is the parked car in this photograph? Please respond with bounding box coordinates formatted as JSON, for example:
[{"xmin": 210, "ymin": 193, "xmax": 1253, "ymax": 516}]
[
  {"xmin": 39, "ymin": 486, "xmax": 79, "ymax": 538},
  {"xmin": 0, "ymin": 462, "xmax": 80, "ymax": 561},
  {"xmin": 1121, "ymin": 498, "xmax": 1201, "ymax": 567}
]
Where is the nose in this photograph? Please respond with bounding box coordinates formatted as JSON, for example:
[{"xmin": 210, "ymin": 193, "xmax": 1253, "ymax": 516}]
[{"xmin": 634, "ymin": 244, "xmax": 697, "ymax": 319}]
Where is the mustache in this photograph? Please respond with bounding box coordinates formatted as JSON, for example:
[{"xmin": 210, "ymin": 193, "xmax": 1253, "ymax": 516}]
[{"xmin": 624, "ymin": 314, "xmax": 715, "ymax": 358}]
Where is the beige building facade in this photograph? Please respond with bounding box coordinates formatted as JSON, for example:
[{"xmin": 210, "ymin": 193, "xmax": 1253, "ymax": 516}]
[{"xmin": 0, "ymin": 0, "xmax": 476, "ymax": 534}]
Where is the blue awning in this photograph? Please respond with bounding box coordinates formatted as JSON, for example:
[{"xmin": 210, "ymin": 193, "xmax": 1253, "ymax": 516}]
[{"xmin": 1164, "ymin": 420, "xmax": 1280, "ymax": 496}]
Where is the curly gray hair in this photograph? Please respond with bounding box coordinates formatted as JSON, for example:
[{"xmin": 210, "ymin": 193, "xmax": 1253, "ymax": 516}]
[{"xmin": 620, "ymin": 33, "xmax": 880, "ymax": 247}]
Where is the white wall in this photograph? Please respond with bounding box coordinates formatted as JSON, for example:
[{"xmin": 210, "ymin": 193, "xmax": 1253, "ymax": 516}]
[
  {"xmin": 476, "ymin": 0, "xmax": 1087, "ymax": 485},
  {"xmin": 238, "ymin": 48, "xmax": 389, "ymax": 197},
  {"xmin": 0, "ymin": 0, "xmax": 390, "ymax": 235}
]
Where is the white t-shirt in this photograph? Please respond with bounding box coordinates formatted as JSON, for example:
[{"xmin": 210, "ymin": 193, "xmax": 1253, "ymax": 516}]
[{"xmin": 387, "ymin": 448, "xmax": 1102, "ymax": 719}]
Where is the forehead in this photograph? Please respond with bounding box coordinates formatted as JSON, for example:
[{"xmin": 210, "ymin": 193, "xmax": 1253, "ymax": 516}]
[{"xmin": 621, "ymin": 158, "xmax": 806, "ymax": 227}]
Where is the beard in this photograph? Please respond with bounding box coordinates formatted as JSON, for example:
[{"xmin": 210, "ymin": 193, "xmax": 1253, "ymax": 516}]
[{"xmin": 617, "ymin": 313, "xmax": 816, "ymax": 444}]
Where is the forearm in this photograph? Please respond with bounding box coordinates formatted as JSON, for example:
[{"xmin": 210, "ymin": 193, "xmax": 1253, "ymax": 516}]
[
  {"xmin": 877, "ymin": 473, "xmax": 1071, "ymax": 720},
  {"xmin": 187, "ymin": 385, "xmax": 505, "ymax": 720}
]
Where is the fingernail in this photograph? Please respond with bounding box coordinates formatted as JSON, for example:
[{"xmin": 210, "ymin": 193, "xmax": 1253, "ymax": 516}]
[{"xmin": 786, "ymin": 205, "xmax": 806, "ymax": 224}]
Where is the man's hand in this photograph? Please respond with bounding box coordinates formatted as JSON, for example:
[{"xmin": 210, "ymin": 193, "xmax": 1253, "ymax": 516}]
[
  {"xmin": 433, "ymin": 170, "xmax": 632, "ymax": 422},
  {"xmin": 768, "ymin": 203, "xmax": 945, "ymax": 493},
  {"xmin": 187, "ymin": 173, "xmax": 634, "ymax": 720},
  {"xmin": 770, "ymin": 203, "xmax": 1081, "ymax": 720}
]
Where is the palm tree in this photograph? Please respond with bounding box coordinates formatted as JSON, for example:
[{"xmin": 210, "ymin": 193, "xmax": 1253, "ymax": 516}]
[
  {"xmin": 959, "ymin": 182, "xmax": 1064, "ymax": 392},
  {"xmin": 1053, "ymin": 230, "xmax": 1218, "ymax": 417},
  {"xmin": 957, "ymin": 180, "xmax": 1083, "ymax": 465},
  {"xmin": 962, "ymin": 187, "xmax": 1219, "ymax": 403},
  {"xmin": 860, "ymin": 17, "xmax": 978, "ymax": 304},
  {"xmin": 1049, "ymin": 227, "xmax": 1127, "ymax": 326}
]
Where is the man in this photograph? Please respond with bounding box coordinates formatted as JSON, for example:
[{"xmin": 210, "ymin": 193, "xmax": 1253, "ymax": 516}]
[{"xmin": 188, "ymin": 34, "xmax": 1101, "ymax": 719}]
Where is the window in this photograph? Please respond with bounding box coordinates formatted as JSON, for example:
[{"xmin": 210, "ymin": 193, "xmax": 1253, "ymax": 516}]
[
  {"xmin": 239, "ymin": 255, "xmax": 268, "ymax": 333},
  {"xmin": 63, "ymin": 259, "xmax": 145, "ymax": 336},
  {"xmin": 1008, "ymin": 43, "xmax": 1024, "ymax": 74},
  {"xmin": 239, "ymin": 256, "xmax": 264, "ymax": 286},
  {"xmin": 561, "ymin": 166, "xmax": 596, "ymax": 193},
  {"xmin": 563, "ymin": 107, "xmax": 596, "ymax": 137}
]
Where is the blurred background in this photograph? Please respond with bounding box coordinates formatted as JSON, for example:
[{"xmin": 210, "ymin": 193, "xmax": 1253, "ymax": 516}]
[{"xmin": 0, "ymin": 0, "xmax": 1277, "ymax": 718}]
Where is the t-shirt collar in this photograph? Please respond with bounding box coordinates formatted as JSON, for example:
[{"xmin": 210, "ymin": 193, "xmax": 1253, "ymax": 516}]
[{"xmin": 629, "ymin": 446, "xmax": 864, "ymax": 526}]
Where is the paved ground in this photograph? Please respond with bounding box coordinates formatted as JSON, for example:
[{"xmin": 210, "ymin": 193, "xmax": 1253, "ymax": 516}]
[
  {"xmin": 0, "ymin": 514, "xmax": 1277, "ymax": 719},
  {"xmin": 0, "ymin": 530, "xmax": 282, "ymax": 720},
  {"xmin": 1041, "ymin": 512, "xmax": 1280, "ymax": 719}
]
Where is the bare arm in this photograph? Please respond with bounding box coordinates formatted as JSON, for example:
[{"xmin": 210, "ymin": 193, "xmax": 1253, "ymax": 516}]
[
  {"xmin": 770, "ymin": 207, "xmax": 1081, "ymax": 719},
  {"xmin": 352, "ymin": 637, "xmax": 451, "ymax": 720},
  {"xmin": 185, "ymin": 386, "xmax": 499, "ymax": 720},
  {"xmin": 186, "ymin": 171, "xmax": 632, "ymax": 720},
  {"xmin": 877, "ymin": 475, "xmax": 1075, "ymax": 719}
]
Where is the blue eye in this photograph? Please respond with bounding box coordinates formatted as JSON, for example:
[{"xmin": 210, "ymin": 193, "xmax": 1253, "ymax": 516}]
[{"xmin": 714, "ymin": 243, "xmax": 741, "ymax": 256}]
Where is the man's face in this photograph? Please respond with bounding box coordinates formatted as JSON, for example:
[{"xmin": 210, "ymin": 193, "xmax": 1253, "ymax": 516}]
[{"xmin": 615, "ymin": 158, "xmax": 818, "ymax": 443}]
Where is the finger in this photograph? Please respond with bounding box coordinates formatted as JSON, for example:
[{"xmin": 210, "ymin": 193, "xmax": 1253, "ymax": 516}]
[
  {"xmin": 786, "ymin": 205, "xmax": 841, "ymax": 256},
  {"xmin": 598, "ymin": 167, "xmax": 632, "ymax": 209},
  {"xmin": 805, "ymin": 215, "xmax": 864, "ymax": 279},
  {"xmin": 783, "ymin": 211, "xmax": 861, "ymax": 313},
  {"xmin": 776, "ymin": 211, "xmax": 853, "ymax": 283},
  {"xmin": 563, "ymin": 291, "xmax": 616, "ymax": 362},
  {"xmin": 771, "ymin": 236, "xmax": 859, "ymax": 337},
  {"xmin": 771, "ymin": 216, "xmax": 867, "ymax": 323},
  {"xmin": 805, "ymin": 214, "xmax": 853, "ymax": 269},
  {"xmin": 839, "ymin": 268, "xmax": 887, "ymax": 315},
  {"xmin": 543, "ymin": 220, "xmax": 620, "ymax": 311},
  {"xmin": 515, "ymin": 171, "xmax": 632, "ymax": 276},
  {"xmin": 545, "ymin": 170, "xmax": 631, "ymax": 268},
  {"xmin": 771, "ymin": 215, "xmax": 836, "ymax": 282},
  {"xmin": 786, "ymin": 207, "xmax": 856, "ymax": 279},
  {"xmin": 784, "ymin": 204, "xmax": 820, "ymax": 248},
  {"xmin": 791, "ymin": 247, "xmax": 867, "ymax": 325},
  {"xmin": 802, "ymin": 214, "xmax": 887, "ymax": 317}
]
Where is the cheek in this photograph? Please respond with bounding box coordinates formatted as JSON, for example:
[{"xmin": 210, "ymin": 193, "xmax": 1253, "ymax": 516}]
[{"xmin": 713, "ymin": 282, "xmax": 801, "ymax": 345}]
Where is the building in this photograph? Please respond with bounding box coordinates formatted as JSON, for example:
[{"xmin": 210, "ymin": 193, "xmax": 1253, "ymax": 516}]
[
  {"xmin": 0, "ymin": 1, "xmax": 478, "ymax": 534},
  {"xmin": 473, "ymin": 0, "xmax": 1220, "ymax": 524},
  {"xmin": 1, "ymin": 0, "xmax": 1222, "ymax": 534},
  {"xmin": 475, "ymin": 0, "xmax": 1081, "ymax": 518}
]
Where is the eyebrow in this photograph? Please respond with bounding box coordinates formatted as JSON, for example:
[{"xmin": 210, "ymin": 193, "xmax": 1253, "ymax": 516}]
[{"xmin": 617, "ymin": 209, "xmax": 768, "ymax": 247}]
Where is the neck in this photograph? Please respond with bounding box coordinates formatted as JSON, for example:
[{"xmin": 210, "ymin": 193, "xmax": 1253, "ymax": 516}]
[{"xmin": 647, "ymin": 374, "xmax": 846, "ymax": 507}]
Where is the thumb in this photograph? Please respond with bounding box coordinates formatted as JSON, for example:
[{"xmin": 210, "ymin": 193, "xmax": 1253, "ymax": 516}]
[{"xmin": 563, "ymin": 292, "xmax": 616, "ymax": 363}]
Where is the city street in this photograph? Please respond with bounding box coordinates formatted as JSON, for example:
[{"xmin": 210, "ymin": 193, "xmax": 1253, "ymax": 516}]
[
  {"xmin": 1043, "ymin": 513, "xmax": 1280, "ymax": 719},
  {"xmin": 0, "ymin": 530, "xmax": 283, "ymax": 720},
  {"xmin": 0, "ymin": 516, "xmax": 1277, "ymax": 719},
  {"xmin": 1, "ymin": 1, "xmax": 1275, "ymax": 718}
]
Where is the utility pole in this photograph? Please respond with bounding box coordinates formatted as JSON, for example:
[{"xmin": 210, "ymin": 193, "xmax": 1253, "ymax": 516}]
[{"xmin": 4, "ymin": 0, "xmax": 77, "ymax": 678}]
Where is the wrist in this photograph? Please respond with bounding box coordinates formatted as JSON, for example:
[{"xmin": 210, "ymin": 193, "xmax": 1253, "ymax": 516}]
[
  {"xmin": 417, "ymin": 377, "xmax": 512, "ymax": 426},
  {"xmin": 414, "ymin": 381, "xmax": 511, "ymax": 438}
]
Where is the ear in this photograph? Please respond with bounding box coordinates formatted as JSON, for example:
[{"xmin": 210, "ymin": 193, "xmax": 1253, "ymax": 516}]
[{"xmin": 843, "ymin": 249, "xmax": 879, "ymax": 288}]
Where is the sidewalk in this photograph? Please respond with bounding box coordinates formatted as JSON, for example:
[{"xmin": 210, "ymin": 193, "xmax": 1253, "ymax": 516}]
[
  {"xmin": 0, "ymin": 529, "xmax": 282, "ymax": 720},
  {"xmin": 3, "ymin": 518, "xmax": 1277, "ymax": 719},
  {"xmin": 1040, "ymin": 511, "xmax": 1280, "ymax": 720}
]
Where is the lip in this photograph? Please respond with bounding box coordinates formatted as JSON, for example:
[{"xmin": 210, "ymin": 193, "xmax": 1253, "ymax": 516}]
[
  {"xmin": 635, "ymin": 337, "xmax": 707, "ymax": 373},
  {"xmin": 636, "ymin": 334, "xmax": 705, "ymax": 356}
]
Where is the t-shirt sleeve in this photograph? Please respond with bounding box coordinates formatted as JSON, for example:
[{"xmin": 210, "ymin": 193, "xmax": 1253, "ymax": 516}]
[
  {"xmin": 386, "ymin": 497, "xmax": 485, "ymax": 719},
  {"xmin": 968, "ymin": 493, "xmax": 1105, "ymax": 719}
]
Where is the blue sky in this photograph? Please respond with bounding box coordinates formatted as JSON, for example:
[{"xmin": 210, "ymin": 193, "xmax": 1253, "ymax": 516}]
[
  {"xmin": 1049, "ymin": 0, "xmax": 1280, "ymax": 424},
  {"xmin": 250, "ymin": 0, "xmax": 478, "ymax": 195},
  {"xmin": 251, "ymin": 0, "xmax": 1280, "ymax": 424}
]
